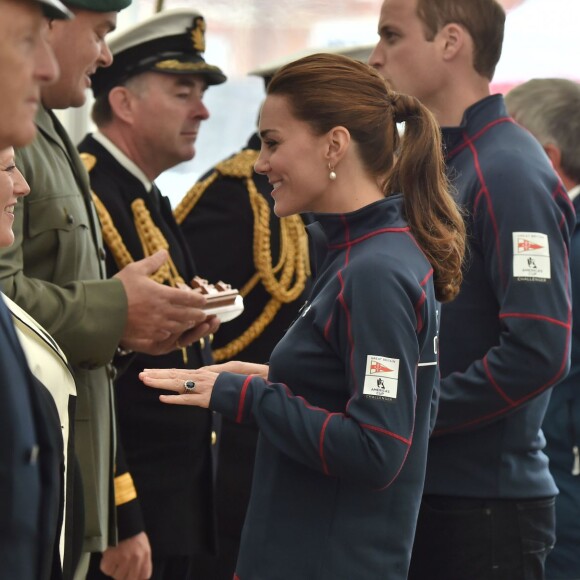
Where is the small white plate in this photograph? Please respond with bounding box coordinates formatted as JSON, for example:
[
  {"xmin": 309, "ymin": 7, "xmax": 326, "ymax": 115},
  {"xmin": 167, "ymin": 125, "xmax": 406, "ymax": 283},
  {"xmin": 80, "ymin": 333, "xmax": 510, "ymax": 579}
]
[{"xmin": 204, "ymin": 294, "xmax": 244, "ymax": 323}]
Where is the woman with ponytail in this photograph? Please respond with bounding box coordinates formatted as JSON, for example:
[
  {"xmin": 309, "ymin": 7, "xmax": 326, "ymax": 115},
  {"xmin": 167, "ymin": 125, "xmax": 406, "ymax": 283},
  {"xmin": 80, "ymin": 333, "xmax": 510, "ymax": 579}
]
[{"xmin": 139, "ymin": 53, "xmax": 465, "ymax": 579}]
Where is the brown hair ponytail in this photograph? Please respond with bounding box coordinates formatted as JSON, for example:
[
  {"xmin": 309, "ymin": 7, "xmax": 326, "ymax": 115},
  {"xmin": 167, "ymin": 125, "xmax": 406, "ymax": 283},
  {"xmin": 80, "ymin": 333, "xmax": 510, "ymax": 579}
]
[
  {"xmin": 387, "ymin": 94, "xmax": 465, "ymax": 302},
  {"xmin": 267, "ymin": 53, "xmax": 465, "ymax": 302}
]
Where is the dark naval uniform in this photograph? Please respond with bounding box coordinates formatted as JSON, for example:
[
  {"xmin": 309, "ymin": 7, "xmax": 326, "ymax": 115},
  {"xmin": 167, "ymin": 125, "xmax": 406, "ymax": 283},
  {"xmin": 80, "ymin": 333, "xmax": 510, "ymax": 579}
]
[
  {"xmin": 175, "ymin": 133, "xmax": 311, "ymax": 579},
  {"xmin": 78, "ymin": 133, "xmax": 216, "ymax": 565}
]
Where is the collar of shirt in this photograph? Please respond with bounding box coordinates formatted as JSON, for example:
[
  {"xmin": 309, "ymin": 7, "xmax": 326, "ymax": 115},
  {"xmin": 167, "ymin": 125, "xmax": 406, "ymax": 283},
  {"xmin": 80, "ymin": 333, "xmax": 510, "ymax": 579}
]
[
  {"xmin": 92, "ymin": 131, "xmax": 153, "ymax": 192},
  {"xmin": 568, "ymin": 184, "xmax": 580, "ymax": 202}
]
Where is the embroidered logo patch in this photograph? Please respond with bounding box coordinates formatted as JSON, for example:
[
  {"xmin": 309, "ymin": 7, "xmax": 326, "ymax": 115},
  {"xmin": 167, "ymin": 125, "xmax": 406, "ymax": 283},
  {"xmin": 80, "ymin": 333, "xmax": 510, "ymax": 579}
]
[
  {"xmin": 512, "ymin": 232, "xmax": 550, "ymax": 281},
  {"xmin": 363, "ymin": 355, "xmax": 399, "ymax": 401}
]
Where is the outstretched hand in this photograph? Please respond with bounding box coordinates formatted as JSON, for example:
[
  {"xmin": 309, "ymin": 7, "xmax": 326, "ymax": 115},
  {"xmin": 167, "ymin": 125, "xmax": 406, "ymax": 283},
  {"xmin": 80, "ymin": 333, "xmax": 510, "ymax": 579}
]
[
  {"xmin": 139, "ymin": 367, "xmax": 221, "ymax": 408},
  {"xmin": 139, "ymin": 362, "xmax": 268, "ymax": 407}
]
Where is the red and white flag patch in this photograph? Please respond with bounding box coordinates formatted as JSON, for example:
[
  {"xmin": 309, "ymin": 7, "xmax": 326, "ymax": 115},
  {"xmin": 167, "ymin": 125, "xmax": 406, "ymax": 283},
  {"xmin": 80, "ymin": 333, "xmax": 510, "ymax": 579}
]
[
  {"xmin": 363, "ymin": 355, "xmax": 399, "ymax": 401},
  {"xmin": 512, "ymin": 232, "xmax": 550, "ymax": 281}
]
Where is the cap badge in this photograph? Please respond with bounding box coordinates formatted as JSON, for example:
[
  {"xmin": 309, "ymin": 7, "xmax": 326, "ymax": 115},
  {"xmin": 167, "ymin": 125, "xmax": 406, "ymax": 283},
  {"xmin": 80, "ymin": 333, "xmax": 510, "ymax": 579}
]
[{"xmin": 189, "ymin": 16, "xmax": 206, "ymax": 53}]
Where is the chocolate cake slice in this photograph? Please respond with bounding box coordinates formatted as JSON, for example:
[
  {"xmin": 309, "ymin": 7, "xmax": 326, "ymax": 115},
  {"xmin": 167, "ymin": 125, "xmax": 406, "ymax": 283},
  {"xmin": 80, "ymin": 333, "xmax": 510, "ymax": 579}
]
[{"xmin": 191, "ymin": 276, "xmax": 240, "ymax": 309}]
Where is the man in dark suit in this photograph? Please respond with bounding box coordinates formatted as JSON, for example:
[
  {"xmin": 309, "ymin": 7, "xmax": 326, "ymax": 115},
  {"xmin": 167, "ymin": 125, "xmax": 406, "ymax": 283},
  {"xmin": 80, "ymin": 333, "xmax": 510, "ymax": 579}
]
[
  {"xmin": 0, "ymin": 1, "xmax": 72, "ymax": 578},
  {"xmin": 78, "ymin": 9, "xmax": 225, "ymax": 579}
]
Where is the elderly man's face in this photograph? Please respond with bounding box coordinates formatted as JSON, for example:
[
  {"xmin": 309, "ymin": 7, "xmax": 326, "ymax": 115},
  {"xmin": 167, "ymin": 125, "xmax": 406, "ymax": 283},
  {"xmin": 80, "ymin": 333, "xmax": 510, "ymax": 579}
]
[
  {"xmin": 0, "ymin": 0, "xmax": 59, "ymax": 148},
  {"xmin": 125, "ymin": 72, "xmax": 210, "ymax": 175}
]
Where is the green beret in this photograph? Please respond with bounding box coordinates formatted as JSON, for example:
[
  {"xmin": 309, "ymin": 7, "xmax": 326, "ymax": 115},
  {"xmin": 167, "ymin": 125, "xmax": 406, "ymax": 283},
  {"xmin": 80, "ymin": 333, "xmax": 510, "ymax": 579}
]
[
  {"xmin": 63, "ymin": 0, "xmax": 132, "ymax": 12},
  {"xmin": 35, "ymin": 0, "xmax": 73, "ymax": 19}
]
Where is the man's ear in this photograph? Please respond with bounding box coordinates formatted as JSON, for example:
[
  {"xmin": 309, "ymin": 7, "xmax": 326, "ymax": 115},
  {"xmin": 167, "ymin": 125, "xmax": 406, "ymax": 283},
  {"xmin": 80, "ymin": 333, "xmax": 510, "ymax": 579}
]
[
  {"xmin": 543, "ymin": 143, "xmax": 564, "ymax": 174},
  {"xmin": 325, "ymin": 126, "xmax": 351, "ymax": 165},
  {"xmin": 543, "ymin": 143, "xmax": 562, "ymax": 169},
  {"xmin": 438, "ymin": 22, "xmax": 465, "ymax": 62},
  {"xmin": 108, "ymin": 86, "xmax": 135, "ymax": 125}
]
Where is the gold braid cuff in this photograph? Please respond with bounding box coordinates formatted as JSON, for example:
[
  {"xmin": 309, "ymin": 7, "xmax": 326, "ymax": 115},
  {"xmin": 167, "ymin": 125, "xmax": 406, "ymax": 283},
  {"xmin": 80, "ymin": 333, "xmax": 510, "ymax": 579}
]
[
  {"xmin": 114, "ymin": 472, "xmax": 137, "ymax": 506},
  {"xmin": 173, "ymin": 149, "xmax": 309, "ymax": 361}
]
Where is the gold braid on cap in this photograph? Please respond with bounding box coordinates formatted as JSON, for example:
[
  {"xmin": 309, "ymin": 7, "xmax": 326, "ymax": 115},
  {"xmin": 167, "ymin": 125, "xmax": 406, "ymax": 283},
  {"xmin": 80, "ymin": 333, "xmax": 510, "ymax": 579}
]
[{"xmin": 174, "ymin": 149, "xmax": 310, "ymax": 362}]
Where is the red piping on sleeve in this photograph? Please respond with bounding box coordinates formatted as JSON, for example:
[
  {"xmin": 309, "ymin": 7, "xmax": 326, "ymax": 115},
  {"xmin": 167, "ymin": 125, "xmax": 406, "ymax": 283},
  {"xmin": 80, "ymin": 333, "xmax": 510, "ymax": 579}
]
[
  {"xmin": 483, "ymin": 355, "xmax": 516, "ymax": 406},
  {"xmin": 319, "ymin": 413, "xmax": 335, "ymax": 475},
  {"xmin": 499, "ymin": 312, "xmax": 570, "ymax": 330},
  {"xmin": 467, "ymin": 138, "xmax": 506, "ymax": 288},
  {"xmin": 236, "ymin": 375, "xmax": 254, "ymax": 423}
]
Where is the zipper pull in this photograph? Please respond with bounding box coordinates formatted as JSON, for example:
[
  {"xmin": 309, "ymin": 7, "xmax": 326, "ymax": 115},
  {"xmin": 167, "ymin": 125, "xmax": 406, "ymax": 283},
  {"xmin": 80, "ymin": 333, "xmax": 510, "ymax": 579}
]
[{"xmin": 573, "ymin": 446, "xmax": 580, "ymax": 476}]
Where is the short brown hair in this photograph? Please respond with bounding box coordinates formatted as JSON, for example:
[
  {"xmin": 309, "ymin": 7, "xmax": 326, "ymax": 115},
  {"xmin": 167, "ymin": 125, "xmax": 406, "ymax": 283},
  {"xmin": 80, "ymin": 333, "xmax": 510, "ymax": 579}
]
[
  {"xmin": 416, "ymin": 0, "xmax": 505, "ymax": 80},
  {"xmin": 91, "ymin": 93, "xmax": 113, "ymax": 127}
]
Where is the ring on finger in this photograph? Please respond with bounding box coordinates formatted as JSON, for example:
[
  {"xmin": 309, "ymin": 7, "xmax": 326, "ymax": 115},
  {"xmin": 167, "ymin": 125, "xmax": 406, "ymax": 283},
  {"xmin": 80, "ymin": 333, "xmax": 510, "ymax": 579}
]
[{"xmin": 183, "ymin": 379, "xmax": 196, "ymax": 394}]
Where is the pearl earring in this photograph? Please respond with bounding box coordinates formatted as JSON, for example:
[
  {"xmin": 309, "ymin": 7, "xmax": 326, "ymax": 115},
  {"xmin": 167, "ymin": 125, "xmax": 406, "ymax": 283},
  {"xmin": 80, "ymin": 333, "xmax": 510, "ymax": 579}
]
[{"xmin": 328, "ymin": 164, "xmax": 337, "ymax": 181}]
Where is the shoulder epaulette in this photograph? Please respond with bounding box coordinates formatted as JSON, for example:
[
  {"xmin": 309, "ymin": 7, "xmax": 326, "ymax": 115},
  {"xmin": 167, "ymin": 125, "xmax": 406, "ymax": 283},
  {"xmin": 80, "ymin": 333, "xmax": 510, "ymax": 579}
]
[
  {"xmin": 173, "ymin": 149, "xmax": 258, "ymax": 224},
  {"xmin": 80, "ymin": 152, "xmax": 97, "ymax": 173},
  {"xmin": 173, "ymin": 149, "xmax": 309, "ymax": 362}
]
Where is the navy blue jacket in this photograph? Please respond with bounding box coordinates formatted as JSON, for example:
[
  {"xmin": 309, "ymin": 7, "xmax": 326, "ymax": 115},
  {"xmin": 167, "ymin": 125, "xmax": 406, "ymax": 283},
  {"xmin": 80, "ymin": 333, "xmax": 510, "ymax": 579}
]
[
  {"xmin": 211, "ymin": 196, "xmax": 440, "ymax": 579},
  {"xmin": 0, "ymin": 298, "xmax": 63, "ymax": 580},
  {"xmin": 544, "ymin": 192, "xmax": 580, "ymax": 579},
  {"xmin": 426, "ymin": 95, "xmax": 575, "ymax": 498}
]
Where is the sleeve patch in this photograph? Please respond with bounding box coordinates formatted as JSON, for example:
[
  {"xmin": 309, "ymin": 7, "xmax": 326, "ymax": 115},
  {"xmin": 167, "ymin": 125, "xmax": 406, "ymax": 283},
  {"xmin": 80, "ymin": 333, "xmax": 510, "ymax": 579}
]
[
  {"xmin": 512, "ymin": 232, "xmax": 550, "ymax": 281},
  {"xmin": 363, "ymin": 355, "xmax": 399, "ymax": 401}
]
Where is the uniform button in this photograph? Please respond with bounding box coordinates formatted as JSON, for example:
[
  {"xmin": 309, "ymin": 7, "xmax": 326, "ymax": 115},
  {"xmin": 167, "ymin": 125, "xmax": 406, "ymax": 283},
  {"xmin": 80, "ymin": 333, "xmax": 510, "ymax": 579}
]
[
  {"xmin": 66, "ymin": 213, "xmax": 74, "ymax": 225},
  {"xmin": 99, "ymin": 247, "xmax": 106, "ymax": 260},
  {"xmin": 211, "ymin": 431, "xmax": 217, "ymax": 446},
  {"xmin": 28, "ymin": 445, "xmax": 40, "ymax": 465},
  {"xmin": 199, "ymin": 337, "xmax": 205, "ymax": 349}
]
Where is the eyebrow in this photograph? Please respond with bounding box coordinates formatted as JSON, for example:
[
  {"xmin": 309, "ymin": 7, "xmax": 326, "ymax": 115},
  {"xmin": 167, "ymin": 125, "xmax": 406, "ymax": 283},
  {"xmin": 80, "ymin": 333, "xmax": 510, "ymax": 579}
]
[
  {"xmin": 176, "ymin": 78, "xmax": 194, "ymax": 87},
  {"xmin": 378, "ymin": 23, "xmax": 395, "ymax": 35},
  {"xmin": 258, "ymin": 129, "xmax": 278, "ymax": 139},
  {"xmin": 104, "ymin": 16, "xmax": 116, "ymax": 34},
  {"xmin": 175, "ymin": 77, "xmax": 207, "ymax": 89}
]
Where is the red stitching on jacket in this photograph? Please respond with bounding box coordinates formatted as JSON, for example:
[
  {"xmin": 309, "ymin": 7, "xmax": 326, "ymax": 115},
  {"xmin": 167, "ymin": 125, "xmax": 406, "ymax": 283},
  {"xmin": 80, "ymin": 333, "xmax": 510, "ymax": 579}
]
[
  {"xmin": 483, "ymin": 355, "xmax": 516, "ymax": 406},
  {"xmin": 435, "ymin": 237, "xmax": 572, "ymax": 436},
  {"xmin": 415, "ymin": 291, "xmax": 426, "ymax": 334},
  {"xmin": 361, "ymin": 423, "xmax": 411, "ymax": 445},
  {"xmin": 328, "ymin": 226, "xmax": 410, "ymax": 250},
  {"xmin": 467, "ymin": 139, "xmax": 506, "ymax": 288},
  {"xmin": 446, "ymin": 117, "xmax": 514, "ymax": 160},
  {"xmin": 319, "ymin": 414, "xmax": 334, "ymax": 475},
  {"xmin": 236, "ymin": 375, "xmax": 253, "ymax": 423},
  {"xmin": 499, "ymin": 312, "xmax": 570, "ymax": 329}
]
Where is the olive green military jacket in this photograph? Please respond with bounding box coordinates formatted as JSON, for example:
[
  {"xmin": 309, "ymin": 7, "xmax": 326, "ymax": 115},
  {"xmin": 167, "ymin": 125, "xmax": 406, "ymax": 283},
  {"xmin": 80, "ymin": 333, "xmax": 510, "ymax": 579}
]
[{"xmin": 0, "ymin": 106, "xmax": 127, "ymax": 552}]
